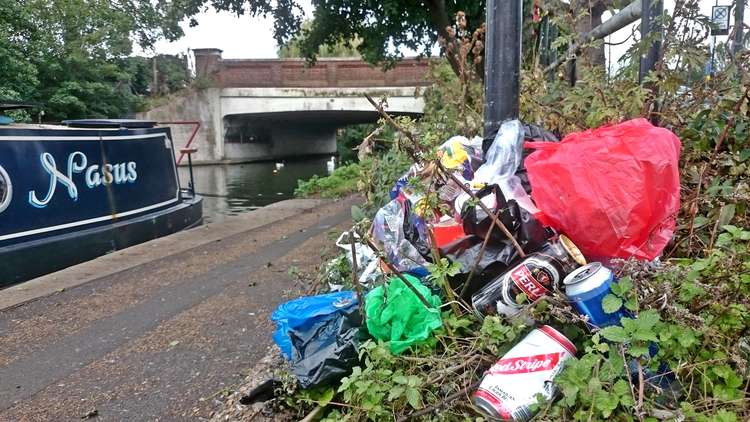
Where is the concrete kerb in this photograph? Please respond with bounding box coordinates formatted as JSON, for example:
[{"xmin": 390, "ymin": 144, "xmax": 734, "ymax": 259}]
[{"xmin": 0, "ymin": 198, "xmax": 337, "ymax": 311}]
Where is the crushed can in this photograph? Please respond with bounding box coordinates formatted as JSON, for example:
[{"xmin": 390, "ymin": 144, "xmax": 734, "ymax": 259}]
[
  {"xmin": 563, "ymin": 262, "xmax": 628, "ymax": 328},
  {"xmin": 474, "ymin": 325, "xmax": 577, "ymax": 421},
  {"xmin": 471, "ymin": 235, "xmax": 585, "ymax": 317}
]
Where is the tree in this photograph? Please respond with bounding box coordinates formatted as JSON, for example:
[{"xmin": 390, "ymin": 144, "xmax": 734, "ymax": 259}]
[
  {"xmin": 169, "ymin": 0, "xmax": 485, "ymax": 73},
  {"xmin": 288, "ymin": 0, "xmax": 484, "ymax": 68},
  {"xmin": 0, "ymin": 0, "xmax": 41, "ymax": 101},
  {"xmin": 0, "ymin": 0, "xmax": 190, "ymax": 120},
  {"xmin": 178, "ymin": 0, "xmax": 614, "ymax": 76},
  {"xmin": 278, "ymin": 21, "xmax": 361, "ymax": 58}
]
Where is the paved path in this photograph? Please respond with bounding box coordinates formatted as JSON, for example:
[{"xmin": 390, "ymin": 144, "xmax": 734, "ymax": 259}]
[{"xmin": 0, "ymin": 197, "xmax": 358, "ymax": 421}]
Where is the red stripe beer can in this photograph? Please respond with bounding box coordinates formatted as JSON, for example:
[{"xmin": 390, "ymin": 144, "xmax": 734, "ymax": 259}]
[{"xmin": 473, "ymin": 325, "xmax": 577, "ymax": 421}]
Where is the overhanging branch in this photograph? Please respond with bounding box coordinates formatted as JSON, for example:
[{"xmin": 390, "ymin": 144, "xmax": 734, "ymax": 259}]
[{"xmin": 544, "ymin": 0, "xmax": 642, "ymax": 75}]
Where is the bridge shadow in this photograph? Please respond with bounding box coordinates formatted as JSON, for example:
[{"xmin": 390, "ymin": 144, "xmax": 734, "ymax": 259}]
[{"xmin": 222, "ymin": 110, "xmax": 422, "ymax": 162}]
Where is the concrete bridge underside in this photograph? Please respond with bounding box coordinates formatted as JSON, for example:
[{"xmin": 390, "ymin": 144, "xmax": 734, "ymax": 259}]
[{"xmin": 142, "ymin": 86, "xmax": 424, "ymax": 164}]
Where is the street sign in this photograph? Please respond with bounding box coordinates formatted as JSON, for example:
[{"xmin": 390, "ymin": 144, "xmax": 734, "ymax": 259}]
[{"xmin": 711, "ymin": 5, "xmax": 731, "ymax": 36}]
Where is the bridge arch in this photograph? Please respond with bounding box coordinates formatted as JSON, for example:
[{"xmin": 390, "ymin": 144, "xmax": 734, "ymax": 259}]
[{"xmin": 140, "ymin": 50, "xmax": 430, "ymax": 164}]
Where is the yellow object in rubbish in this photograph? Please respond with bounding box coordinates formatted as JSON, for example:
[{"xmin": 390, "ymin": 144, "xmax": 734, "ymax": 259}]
[{"xmin": 439, "ymin": 139, "xmax": 470, "ymax": 169}]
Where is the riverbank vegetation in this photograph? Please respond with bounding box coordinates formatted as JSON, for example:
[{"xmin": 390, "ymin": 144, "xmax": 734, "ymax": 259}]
[
  {"xmin": 288, "ymin": 2, "xmax": 750, "ymax": 420},
  {"xmin": 0, "ymin": 1, "xmax": 193, "ymax": 121}
]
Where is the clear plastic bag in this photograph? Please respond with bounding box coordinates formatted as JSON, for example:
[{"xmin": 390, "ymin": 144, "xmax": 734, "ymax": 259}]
[
  {"xmin": 371, "ymin": 198, "xmax": 429, "ymax": 272},
  {"xmin": 473, "ymin": 119, "xmax": 525, "ymax": 185},
  {"xmin": 334, "ymin": 231, "xmax": 380, "ymax": 288}
]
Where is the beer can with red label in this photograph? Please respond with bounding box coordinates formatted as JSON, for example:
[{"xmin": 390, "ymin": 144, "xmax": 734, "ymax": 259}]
[
  {"xmin": 473, "ymin": 325, "xmax": 577, "ymax": 421},
  {"xmin": 471, "ymin": 235, "xmax": 585, "ymax": 318}
]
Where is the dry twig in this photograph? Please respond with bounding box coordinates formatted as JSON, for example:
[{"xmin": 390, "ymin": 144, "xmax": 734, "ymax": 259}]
[
  {"xmin": 349, "ymin": 230, "xmax": 366, "ymax": 316},
  {"xmin": 395, "ymin": 380, "xmax": 482, "ymax": 422}
]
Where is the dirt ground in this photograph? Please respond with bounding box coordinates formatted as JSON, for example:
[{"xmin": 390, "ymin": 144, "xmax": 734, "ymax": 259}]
[{"xmin": 0, "ymin": 197, "xmax": 358, "ymax": 421}]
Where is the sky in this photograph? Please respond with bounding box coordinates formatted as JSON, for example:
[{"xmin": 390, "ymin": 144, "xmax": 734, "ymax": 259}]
[
  {"xmin": 143, "ymin": 0, "xmax": 744, "ymax": 67},
  {"xmin": 142, "ymin": 0, "xmax": 314, "ymax": 59},
  {"xmin": 603, "ymin": 1, "xmax": 741, "ymax": 70}
]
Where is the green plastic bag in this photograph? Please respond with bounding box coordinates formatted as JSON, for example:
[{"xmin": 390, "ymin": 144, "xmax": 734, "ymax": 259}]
[{"xmin": 365, "ymin": 274, "xmax": 443, "ymax": 355}]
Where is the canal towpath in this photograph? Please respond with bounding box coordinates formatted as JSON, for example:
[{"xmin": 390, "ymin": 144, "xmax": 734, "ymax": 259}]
[{"xmin": 0, "ymin": 196, "xmax": 360, "ymax": 421}]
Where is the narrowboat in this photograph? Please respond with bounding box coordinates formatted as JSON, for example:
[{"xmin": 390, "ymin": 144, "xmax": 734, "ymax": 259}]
[{"xmin": 0, "ymin": 105, "xmax": 203, "ymax": 287}]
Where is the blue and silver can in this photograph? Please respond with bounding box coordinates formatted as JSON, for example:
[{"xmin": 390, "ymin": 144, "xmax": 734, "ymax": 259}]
[{"xmin": 563, "ymin": 262, "xmax": 627, "ymax": 328}]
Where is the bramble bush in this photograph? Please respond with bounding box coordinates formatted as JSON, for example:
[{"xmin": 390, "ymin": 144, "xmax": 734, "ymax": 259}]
[{"xmin": 287, "ymin": 3, "xmax": 749, "ymax": 420}]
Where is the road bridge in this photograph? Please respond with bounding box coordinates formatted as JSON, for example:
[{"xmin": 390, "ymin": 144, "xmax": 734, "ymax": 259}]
[{"xmin": 140, "ymin": 49, "xmax": 430, "ymax": 163}]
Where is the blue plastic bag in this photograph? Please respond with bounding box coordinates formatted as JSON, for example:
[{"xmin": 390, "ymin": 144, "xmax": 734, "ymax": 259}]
[{"xmin": 271, "ymin": 291, "xmax": 358, "ymax": 360}]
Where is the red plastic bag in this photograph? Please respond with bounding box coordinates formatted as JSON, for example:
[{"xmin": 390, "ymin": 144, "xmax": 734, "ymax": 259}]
[{"xmin": 524, "ymin": 118, "xmax": 681, "ymax": 260}]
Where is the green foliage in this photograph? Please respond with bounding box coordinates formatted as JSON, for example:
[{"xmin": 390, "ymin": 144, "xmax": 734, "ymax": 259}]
[
  {"xmin": 477, "ymin": 316, "xmax": 525, "ymax": 357},
  {"xmin": 334, "ymin": 341, "xmax": 425, "ymax": 417},
  {"xmin": 336, "ymin": 124, "xmax": 376, "ymax": 164},
  {"xmin": 0, "ymin": 1, "xmax": 190, "ymax": 121},
  {"xmin": 521, "ymin": 67, "xmax": 647, "ymax": 134},
  {"xmin": 552, "ymin": 350, "xmax": 631, "ymax": 419},
  {"xmin": 286, "ymin": 0, "xmax": 484, "ymax": 67},
  {"xmin": 425, "ymin": 258, "xmax": 462, "ymax": 286},
  {"xmin": 294, "ymin": 162, "xmax": 361, "ymax": 199},
  {"xmin": 356, "ymin": 149, "xmax": 412, "ymax": 211},
  {"xmin": 419, "ymin": 61, "xmax": 484, "ymax": 140},
  {"xmin": 278, "ymin": 20, "xmax": 361, "ymax": 59},
  {"xmin": 319, "ymin": 255, "xmax": 351, "ymax": 288}
]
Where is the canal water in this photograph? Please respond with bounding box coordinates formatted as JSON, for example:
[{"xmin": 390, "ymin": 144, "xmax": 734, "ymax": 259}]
[{"xmin": 178, "ymin": 156, "xmax": 335, "ymax": 223}]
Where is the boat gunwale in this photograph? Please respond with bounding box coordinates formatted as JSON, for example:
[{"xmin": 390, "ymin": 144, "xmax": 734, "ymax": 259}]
[{"xmin": 0, "ymin": 125, "xmax": 172, "ymax": 141}]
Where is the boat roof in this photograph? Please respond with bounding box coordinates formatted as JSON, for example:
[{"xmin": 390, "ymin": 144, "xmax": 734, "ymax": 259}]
[
  {"xmin": 0, "ymin": 120, "xmax": 158, "ymax": 131},
  {"xmin": 0, "ymin": 120, "xmax": 168, "ymax": 141},
  {"xmin": 62, "ymin": 119, "xmax": 157, "ymax": 129},
  {"xmin": 0, "ymin": 102, "xmax": 36, "ymax": 112},
  {"xmin": 0, "ymin": 123, "xmax": 82, "ymax": 130}
]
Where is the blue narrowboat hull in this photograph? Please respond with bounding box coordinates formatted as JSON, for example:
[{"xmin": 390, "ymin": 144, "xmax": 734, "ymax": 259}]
[{"xmin": 0, "ymin": 124, "xmax": 203, "ymax": 286}]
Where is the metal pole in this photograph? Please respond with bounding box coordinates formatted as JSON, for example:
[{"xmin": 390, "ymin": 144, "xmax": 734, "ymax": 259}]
[
  {"xmin": 709, "ymin": 33, "xmax": 717, "ymax": 77},
  {"xmin": 547, "ymin": 24, "xmax": 558, "ymax": 81},
  {"xmin": 541, "ymin": 15, "xmax": 550, "ymax": 67},
  {"xmin": 152, "ymin": 56, "xmax": 159, "ymax": 96},
  {"xmin": 735, "ymin": 0, "xmax": 746, "ymax": 55},
  {"xmin": 639, "ymin": 0, "xmax": 663, "ymax": 84},
  {"xmin": 710, "ymin": 0, "xmax": 719, "ymax": 76},
  {"xmin": 568, "ymin": 42, "xmax": 578, "ymax": 87},
  {"xmin": 187, "ymin": 153, "xmax": 196, "ymax": 195},
  {"xmin": 484, "ymin": 0, "xmax": 522, "ymax": 136}
]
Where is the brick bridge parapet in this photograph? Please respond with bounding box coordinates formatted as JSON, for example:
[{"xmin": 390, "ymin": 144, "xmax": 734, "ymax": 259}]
[{"xmin": 193, "ymin": 48, "xmax": 432, "ymax": 88}]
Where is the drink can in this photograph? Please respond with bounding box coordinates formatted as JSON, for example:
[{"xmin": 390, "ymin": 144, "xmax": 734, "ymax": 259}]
[
  {"xmin": 472, "ymin": 235, "xmax": 585, "ymax": 317},
  {"xmin": 474, "ymin": 325, "xmax": 577, "ymax": 421},
  {"xmin": 563, "ymin": 262, "xmax": 627, "ymax": 328}
]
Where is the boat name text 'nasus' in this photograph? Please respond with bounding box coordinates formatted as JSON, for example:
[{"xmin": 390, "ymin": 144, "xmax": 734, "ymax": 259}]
[{"xmin": 29, "ymin": 152, "xmax": 137, "ymax": 208}]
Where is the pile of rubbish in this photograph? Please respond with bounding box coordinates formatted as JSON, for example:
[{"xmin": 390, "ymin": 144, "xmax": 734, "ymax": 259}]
[{"xmin": 271, "ymin": 118, "xmax": 682, "ymax": 420}]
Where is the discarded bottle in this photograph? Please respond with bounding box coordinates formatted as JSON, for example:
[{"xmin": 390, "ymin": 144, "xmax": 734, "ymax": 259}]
[
  {"xmin": 474, "ymin": 325, "xmax": 576, "ymax": 421},
  {"xmin": 472, "ymin": 235, "xmax": 585, "ymax": 317},
  {"xmin": 563, "ymin": 262, "xmax": 629, "ymax": 328}
]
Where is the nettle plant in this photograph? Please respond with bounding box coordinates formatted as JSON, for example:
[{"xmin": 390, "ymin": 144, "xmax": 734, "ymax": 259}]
[{"xmin": 536, "ymin": 225, "xmax": 750, "ymax": 421}]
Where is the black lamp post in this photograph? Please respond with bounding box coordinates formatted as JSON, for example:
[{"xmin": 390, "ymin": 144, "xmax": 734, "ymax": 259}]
[
  {"xmin": 639, "ymin": 0, "xmax": 663, "ymax": 84},
  {"xmin": 484, "ymin": 0, "xmax": 523, "ymax": 136}
]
